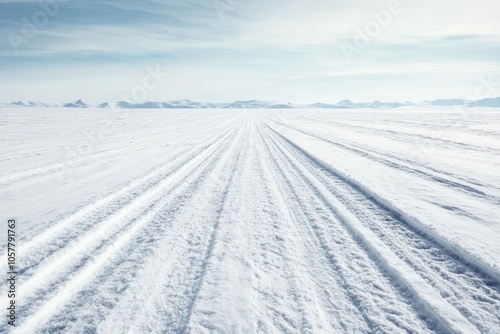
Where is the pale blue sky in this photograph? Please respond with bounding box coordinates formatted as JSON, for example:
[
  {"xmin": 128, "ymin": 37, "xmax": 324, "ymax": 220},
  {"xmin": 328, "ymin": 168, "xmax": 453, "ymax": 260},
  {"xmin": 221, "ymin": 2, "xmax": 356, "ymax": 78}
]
[{"xmin": 1, "ymin": 0, "xmax": 499, "ymax": 103}]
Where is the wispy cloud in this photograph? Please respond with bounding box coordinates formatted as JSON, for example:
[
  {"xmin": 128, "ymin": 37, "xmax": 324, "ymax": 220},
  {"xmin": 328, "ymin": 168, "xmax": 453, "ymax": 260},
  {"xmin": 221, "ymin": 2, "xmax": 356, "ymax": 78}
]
[{"xmin": 1, "ymin": 0, "xmax": 499, "ymax": 103}]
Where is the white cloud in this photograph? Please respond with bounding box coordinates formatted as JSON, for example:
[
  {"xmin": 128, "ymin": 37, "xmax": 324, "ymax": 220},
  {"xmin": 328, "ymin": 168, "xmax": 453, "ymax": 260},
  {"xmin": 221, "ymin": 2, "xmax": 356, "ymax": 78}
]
[{"xmin": 0, "ymin": 0, "xmax": 499, "ymax": 103}]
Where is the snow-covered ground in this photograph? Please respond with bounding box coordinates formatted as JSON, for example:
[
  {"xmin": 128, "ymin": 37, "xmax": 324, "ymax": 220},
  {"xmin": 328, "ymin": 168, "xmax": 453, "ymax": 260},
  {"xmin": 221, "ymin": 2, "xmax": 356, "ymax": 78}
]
[{"xmin": 0, "ymin": 107, "xmax": 499, "ymax": 333}]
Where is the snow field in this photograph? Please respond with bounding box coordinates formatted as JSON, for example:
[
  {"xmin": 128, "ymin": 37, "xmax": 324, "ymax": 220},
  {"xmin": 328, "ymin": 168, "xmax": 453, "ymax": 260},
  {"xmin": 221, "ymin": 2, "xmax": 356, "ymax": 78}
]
[{"xmin": 0, "ymin": 108, "xmax": 499, "ymax": 333}]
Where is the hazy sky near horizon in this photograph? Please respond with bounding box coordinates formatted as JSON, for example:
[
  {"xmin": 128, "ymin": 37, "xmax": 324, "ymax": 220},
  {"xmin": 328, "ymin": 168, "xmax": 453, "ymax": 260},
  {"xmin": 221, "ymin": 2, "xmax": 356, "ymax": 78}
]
[{"xmin": 0, "ymin": 0, "xmax": 499, "ymax": 104}]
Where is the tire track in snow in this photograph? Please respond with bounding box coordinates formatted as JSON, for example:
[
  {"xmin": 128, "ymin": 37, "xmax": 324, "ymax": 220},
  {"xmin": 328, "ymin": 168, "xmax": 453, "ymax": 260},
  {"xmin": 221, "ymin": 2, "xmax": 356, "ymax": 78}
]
[
  {"xmin": 22, "ymin": 120, "xmax": 245, "ymax": 334},
  {"xmin": 296, "ymin": 114, "xmax": 500, "ymax": 155},
  {"xmin": 242, "ymin": 119, "xmax": 319, "ymax": 333},
  {"xmin": 96, "ymin": 117, "xmax": 250, "ymax": 334},
  {"xmin": 329, "ymin": 114, "xmax": 500, "ymax": 139},
  {"xmin": 0, "ymin": 130, "xmax": 171, "ymax": 184},
  {"xmin": 0, "ymin": 113, "xmax": 238, "ymax": 185},
  {"xmin": 0, "ymin": 118, "xmax": 241, "ymax": 330},
  {"xmin": 5, "ymin": 116, "xmax": 247, "ymax": 334},
  {"xmin": 18, "ymin": 126, "xmax": 234, "ymax": 297},
  {"xmin": 251, "ymin": 119, "xmax": 371, "ymax": 333},
  {"xmin": 0, "ymin": 147, "xmax": 55, "ymax": 164},
  {"xmin": 267, "ymin": 118, "xmax": 500, "ymax": 206},
  {"xmin": 2, "ymin": 111, "xmax": 497, "ymax": 333},
  {"xmin": 178, "ymin": 124, "xmax": 248, "ymax": 334},
  {"xmin": 264, "ymin": 121, "xmax": 500, "ymax": 333},
  {"xmin": 187, "ymin": 117, "xmax": 335, "ymax": 333},
  {"xmin": 262, "ymin": 119, "xmax": 498, "ymax": 333},
  {"xmin": 258, "ymin": 120, "xmax": 434, "ymax": 333},
  {"xmin": 2, "ymin": 119, "xmax": 244, "ymax": 302},
  {"xmin": 263, "ymin": 119, "xmax": 500, "ymax": 283},
  {"xmin": 264, "ymin": 119, "xmax": 500, "ymax": 332},
  {"xmin": 0, "ymin": 118, "xmax": 244, "ymax": 282}
]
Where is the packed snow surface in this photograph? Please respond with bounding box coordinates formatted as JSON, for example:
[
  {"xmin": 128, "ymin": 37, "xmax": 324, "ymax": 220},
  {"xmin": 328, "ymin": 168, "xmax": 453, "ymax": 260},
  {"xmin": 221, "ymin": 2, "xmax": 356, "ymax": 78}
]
[{"xmin": 0, "ymin": 108, "xmax": 499, "ymax": 333}]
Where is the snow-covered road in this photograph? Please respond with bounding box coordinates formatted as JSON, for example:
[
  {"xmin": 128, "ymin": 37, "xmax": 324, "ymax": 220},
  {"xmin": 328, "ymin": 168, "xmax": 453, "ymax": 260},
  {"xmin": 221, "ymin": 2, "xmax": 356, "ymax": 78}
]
[{"xmin": 1, "ymin": 108, "xmax": 499, "ymax": 333}]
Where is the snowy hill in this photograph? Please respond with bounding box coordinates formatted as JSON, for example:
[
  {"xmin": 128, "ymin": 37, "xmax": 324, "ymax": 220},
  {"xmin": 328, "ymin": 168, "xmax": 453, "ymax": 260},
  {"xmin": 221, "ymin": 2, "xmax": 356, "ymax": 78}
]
[
  {"xmin": 63, "ymin": 99, "xmax": 89, "ymax": 108},
  {"xmin": 9, "ymin": 101, "xmax": 55, "ymax": 107},
  {"xmin": 469, "ymin": 97, "xmax": 500, "ymax": 107},
  {"xmin": 3, "ymin": 97, "xmax": 500, "ymax": 109},
  {"xmin": 426, "ymin": 99, "xmax": 470, "ymax": 106}
]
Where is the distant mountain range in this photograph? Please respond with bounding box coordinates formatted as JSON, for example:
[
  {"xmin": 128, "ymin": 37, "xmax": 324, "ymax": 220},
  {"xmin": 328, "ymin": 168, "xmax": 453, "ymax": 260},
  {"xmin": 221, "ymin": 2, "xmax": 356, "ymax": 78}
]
[{"xmin": 4, "ymin": 97, "xmax": 500, "ymax": 109}]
